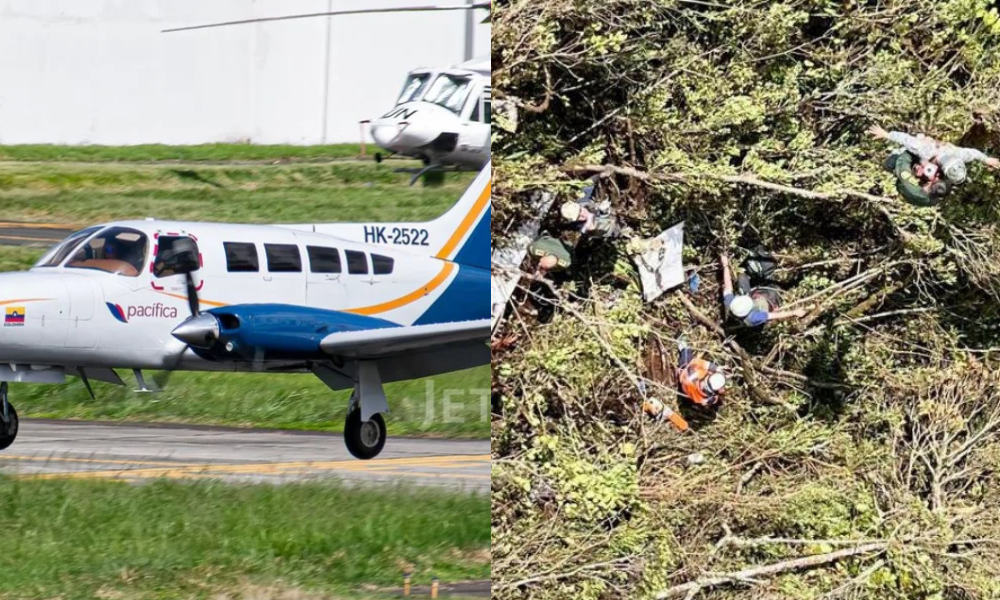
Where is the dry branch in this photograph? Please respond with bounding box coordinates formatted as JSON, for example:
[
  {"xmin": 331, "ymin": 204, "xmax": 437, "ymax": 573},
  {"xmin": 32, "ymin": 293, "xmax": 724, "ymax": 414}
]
[{"xmin": 653, "ymin": 543, "xmax": 888, "ymax": 598}]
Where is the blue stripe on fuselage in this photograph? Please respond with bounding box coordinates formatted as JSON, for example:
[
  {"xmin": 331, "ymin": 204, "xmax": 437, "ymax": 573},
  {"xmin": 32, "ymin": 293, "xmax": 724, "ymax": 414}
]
[
  {"xmin": 452, "ymin": 205, "xmax": 490, "ymax": 270},
  {"xmin": 414, "ymin": 263, "xmax": 489, "ymax": 326}
]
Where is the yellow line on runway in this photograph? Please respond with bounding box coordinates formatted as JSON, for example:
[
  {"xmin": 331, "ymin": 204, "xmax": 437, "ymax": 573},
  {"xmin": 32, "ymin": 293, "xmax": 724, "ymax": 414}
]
[
  {"xmin": 0, "ymin": 222, "xmax": 76, "ymax": 230},
  {"xmin": 24, "ymin": 469, "xmax": 491, "ymax": 482},
  {"xmin": 0, "ymin": 234, "xmax": 61, "ymax": 243},
  {"xmin": 20, "ymin": 454, "xmax": 491, "ymax": 481},
  {"xmin": 0, "ymin": 455, "xmax": 202, "ymax": 468}
]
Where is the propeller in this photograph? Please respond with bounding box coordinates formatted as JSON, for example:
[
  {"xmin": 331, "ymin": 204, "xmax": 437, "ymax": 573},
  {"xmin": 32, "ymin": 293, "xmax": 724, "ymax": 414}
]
[{"xmin": 162, "ymin": 3, "xmax": 492, "ymax": 33}]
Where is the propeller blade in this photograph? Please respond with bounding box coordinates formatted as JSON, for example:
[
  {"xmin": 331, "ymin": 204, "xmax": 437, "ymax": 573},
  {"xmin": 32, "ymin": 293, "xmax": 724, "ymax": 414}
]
[
  {"xmin": 185, "ymin": 272, "xmax": 200, "ymax": 318},
  {"xmin": 163, "ymin": 4, "xmax": 491, "ymax": 33}
]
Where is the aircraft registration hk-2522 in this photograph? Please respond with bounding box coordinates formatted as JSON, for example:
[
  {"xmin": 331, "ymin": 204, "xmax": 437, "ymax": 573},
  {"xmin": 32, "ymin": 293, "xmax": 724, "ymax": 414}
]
[{"xmin": 0, "ymin": 164, "xmax": 491, "ymax": 460}]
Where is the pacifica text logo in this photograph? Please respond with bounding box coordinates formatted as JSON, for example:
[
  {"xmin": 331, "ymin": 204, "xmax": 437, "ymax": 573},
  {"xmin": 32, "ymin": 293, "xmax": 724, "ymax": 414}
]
[{"xmin": 107, "ymin": 303, "xmax": 179, "ymax": 324}]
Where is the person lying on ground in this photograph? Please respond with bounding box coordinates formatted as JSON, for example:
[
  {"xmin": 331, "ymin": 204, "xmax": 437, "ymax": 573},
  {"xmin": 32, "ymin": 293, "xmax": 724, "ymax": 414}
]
[
  {"xmin": 869, "ymin": 124, "xmax": 1000, "ymax": 185},
  {"xmin": 721, "ymin": 252, "xmax": 807, "ymax": 327},
  {"xmin": 882, "ymin": 148, "xmax": 952, "ymax": 207},
  {"xmin": 676, "ymin": 339, "xmax": 726, "ymax": 407}
]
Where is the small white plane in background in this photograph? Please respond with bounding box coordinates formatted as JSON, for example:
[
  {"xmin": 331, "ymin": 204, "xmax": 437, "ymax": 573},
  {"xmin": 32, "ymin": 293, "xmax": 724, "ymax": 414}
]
[
  {"xmin": 0, "ymin": 165, "xmax": 492, "ymax": 460},
  {"xmin": 165, "ymin": 3, "xmax": 493, "ymax": 184}
]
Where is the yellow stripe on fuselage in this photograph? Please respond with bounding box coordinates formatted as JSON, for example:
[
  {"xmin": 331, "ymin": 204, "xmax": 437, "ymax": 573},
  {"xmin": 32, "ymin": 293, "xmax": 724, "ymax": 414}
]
[
  {"xmin": 435, "ymin": 179, "xmax": 490, "ymax": 261},
  {"xmin": 346, "ymin": 262, "xmax": 455, "ymax": 316}
]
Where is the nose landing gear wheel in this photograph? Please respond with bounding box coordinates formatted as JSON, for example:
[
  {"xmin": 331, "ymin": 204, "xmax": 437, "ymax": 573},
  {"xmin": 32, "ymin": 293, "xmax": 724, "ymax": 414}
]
[
  {"xmin": 344, "ymin": 409, "xmax": 386, "ymax": 460},
  {"xmin": 0, "ymin": 383, "xmax": 17, "ymax": 452}
]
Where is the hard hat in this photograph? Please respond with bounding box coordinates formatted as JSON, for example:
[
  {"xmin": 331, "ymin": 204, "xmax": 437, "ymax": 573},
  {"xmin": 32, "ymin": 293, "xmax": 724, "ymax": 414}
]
[
  {"xmin": 561, "ymin": 201, "xmax": 583, "ymax": 222},
  {"xmin": 706, "ymin": 372, "xmax": 726, "ymax": 393},
  {"xmin": 940, "ymin": 156, "xmax": 967, "ymax": 185},
  {"xmin": 729, "ymin": 294, "xmax": 755, "ymax": 319}
]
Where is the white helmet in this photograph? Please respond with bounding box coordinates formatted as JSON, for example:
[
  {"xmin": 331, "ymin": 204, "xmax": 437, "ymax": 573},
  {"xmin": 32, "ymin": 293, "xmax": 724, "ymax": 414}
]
[
  {"xmin": 729, "ymin": 294, "xmax": 755, "ymax": 319},
  {"xmin": 940, "ymin": 156, "xmax": 967, "ymax": 185},
  {"xmin": 561, "ymin": 201, "xmax": 583, "ymax": 222},
  {"xmin": 707, "ymin": 372, "xmax": 726, "ymax": 393}
]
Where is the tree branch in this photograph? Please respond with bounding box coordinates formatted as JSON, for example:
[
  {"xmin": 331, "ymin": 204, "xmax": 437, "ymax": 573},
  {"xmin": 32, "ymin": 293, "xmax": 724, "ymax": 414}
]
[{"xmin": 654, "ymin": 543, "xmax": 888, "ymax": 599}]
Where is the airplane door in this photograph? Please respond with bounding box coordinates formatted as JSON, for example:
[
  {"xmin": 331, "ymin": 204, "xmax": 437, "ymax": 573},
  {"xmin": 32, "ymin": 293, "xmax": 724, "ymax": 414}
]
[
  {"xmin": 298, "ymin": 239, "xmax": 348, "ymax": 310},
  {"xmin": 26, "ymin": 280, "xmax": 70, "ymax": 348},
  {"xmin": 262, "ymin": 243, "xmax": 306, "ymax": 305},
  {"xmin": 65, "ymin": 277, "xmax": 99, "ymax": 348}
]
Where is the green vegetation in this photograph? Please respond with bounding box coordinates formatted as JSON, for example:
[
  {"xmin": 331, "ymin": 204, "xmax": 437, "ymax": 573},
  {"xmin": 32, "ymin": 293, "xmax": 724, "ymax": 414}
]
[
  {"xmin": 0, "ymin": 162, "xmax": 471, "ymax": 224},
  {"xmin": 0, "ymin": 143, "xmax": 369, "ymax": 163},
  {"xmin": 493, "ymin": 1, "xmax": 1000, "ymax": 598},
  {"xmin": 0, "ymin": 477, "xmax": 489, "ymax": 600}
]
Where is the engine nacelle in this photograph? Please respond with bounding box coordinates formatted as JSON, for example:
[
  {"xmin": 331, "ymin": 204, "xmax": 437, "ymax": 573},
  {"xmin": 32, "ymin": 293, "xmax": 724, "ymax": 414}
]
[{"xmin": 172, "ymin": 304, "xmax": 400, "ymax": 362}]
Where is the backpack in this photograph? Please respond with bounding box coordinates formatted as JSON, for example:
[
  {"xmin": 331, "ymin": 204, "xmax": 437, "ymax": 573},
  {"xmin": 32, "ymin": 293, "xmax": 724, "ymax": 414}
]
[{"xmin": 744, "ymin": 245, "xmax": 777, "ymax": 281}]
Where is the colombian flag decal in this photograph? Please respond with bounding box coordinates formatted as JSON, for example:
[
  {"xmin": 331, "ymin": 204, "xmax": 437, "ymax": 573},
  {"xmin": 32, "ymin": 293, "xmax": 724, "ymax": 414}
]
[{"xmin": 4, "ymin": 306, "xmax": 25, "ymax": 327}]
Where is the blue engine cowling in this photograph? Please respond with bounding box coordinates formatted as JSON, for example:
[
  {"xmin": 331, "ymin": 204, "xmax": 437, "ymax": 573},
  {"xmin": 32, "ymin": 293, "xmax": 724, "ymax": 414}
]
[{"xmin": 184, "ymin": 304, "xmax": 400, "ymax": 363}]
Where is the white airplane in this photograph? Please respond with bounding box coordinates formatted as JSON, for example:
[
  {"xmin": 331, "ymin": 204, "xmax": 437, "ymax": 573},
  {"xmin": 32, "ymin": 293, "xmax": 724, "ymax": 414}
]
[
  {"xmin": 165, "ymin": 3, "xmax": 492, "ymax": 183},
  {"xmin": 0, "ymin": 164, "xmax": 492, "ymax": 460}
]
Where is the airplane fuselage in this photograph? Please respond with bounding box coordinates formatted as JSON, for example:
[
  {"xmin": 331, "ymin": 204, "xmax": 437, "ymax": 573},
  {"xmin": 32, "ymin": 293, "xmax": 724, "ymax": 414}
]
[{"xmin": 0, "ymin": 219, "xmax": 488, "ymax": 372}]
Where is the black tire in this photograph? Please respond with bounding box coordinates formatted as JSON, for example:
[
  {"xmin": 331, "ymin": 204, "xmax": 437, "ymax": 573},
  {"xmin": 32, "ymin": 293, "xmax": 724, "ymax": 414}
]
[
  {"xmin": 344, "ymin": 409, "xmax": 386, "ymax": 460},
  {"xmin": 0, "ymin": 402, "xmax": 18, "ymax": 452}
]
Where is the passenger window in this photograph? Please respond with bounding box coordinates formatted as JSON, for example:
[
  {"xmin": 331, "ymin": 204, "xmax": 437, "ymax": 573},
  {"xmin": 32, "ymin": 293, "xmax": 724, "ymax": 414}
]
[
  {"xmin": 372, "ymin": 254, "xmax": 395, "ymax": 275},
  {"xmin": 265, "ymin": 244, "xmax": 302, "ymax": 273},
  {"xmin": 346, "ymin": 250, "xmax": 369, "ymax": 275},
  {"xmin": 66, "ymin": 227, "xmax": 148, "ymax": 277},
  {"xmin": 224, "ymin": 242, "xmax": 259, "ymax": 272},
  {"xmin": 307, "ymin": 246, "xmax": 342, "ymax": 274},
  {"xmin": 154, "ymin": 236, "xmax": 200, "ymax": 279}
]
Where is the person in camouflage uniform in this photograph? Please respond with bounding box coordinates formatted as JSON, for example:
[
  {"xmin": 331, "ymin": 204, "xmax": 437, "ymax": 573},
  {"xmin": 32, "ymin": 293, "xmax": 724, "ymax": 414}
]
[
  {"xmin": 870, "ymin": 124, "xmax": 1000, "ymax": 186},
  {"xmin": 529, "ymin": 233, "xmax": 573, "ymax": 275}
]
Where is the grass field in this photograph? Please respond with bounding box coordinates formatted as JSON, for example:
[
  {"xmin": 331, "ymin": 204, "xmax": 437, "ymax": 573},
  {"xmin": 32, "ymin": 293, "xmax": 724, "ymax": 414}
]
[
  {"xmin": 0, "ymin": 143, "xmax": 371, "ymax": 163},
  {"xmin": 0, "ymin": 148, "xmax": 489, "ymax": 438},
  {"xmin": 0, "ymin": 477, "xmax": 489, "ymax": 600},
  {"xmin": 0, "ymin": 161, "xmax": 472, "ymax": 224}
]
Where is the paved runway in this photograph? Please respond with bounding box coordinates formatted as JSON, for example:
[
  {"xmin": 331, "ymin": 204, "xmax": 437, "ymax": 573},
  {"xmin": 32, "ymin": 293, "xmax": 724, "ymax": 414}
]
[
  {"xmin": 0, "ymin": 420, "xmax": 490, "ymax": 491},
  {"xmin": 0, "ymin": 221, "xmax": 74, "ymax": 246}
]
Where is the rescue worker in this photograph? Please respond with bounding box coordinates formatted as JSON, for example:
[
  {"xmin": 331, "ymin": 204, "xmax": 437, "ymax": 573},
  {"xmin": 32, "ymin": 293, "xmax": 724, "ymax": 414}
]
[
  {"xmin": 676, "ymin": 339, "xmax": 726, "ymax": 407},
  {"xmin": 882, "ymin": 148, "xmax": 952, "ymax": 207},
  {"xmin": 721, "ymin": 252, "xmax": 807, "ymax": 327},
  {"xmin": 559, "ymin": 177, "xmax": 623, "ymax": 239},
  {"xmin": 870, "ymin": 124, "xmax": 1000, "ymax": 186}
]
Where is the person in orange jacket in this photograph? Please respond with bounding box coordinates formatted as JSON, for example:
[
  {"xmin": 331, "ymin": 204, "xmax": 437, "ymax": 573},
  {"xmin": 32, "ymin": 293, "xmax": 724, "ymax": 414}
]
[{"xmin": 676, "ymin": 339, "xmax": 726, "ymax": 407}]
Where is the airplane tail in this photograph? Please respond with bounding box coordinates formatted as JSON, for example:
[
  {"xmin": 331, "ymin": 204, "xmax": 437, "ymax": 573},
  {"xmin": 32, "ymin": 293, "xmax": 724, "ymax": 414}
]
[{"xmin": 429, "ymin": 162, "xmax": 491, "ymax": 270}]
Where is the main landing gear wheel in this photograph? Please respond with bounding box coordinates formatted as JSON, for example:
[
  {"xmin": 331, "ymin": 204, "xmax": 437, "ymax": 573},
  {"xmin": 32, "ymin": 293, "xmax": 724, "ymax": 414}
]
[
  {"xmin": 344, "ymin": 409, "xmax": 386, "ymax": 460},
  {"xmin": 0, "ymin": 383, "xmax": 18, "ymax": 452}
]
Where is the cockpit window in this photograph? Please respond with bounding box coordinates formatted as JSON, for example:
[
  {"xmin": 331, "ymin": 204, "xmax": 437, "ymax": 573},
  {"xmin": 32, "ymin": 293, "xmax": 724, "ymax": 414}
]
[
  {"xmin": 397, "ymin": 73, "xmax": 431, "ymax": 105},
  {"xmin": 35, "ymin": 227, "xmax": 104, "ymax": 268},
  {"xmin": 65, "ymin": 227, "xmax": 149, "ymax": 277},
  {"xmin": 424, "ymin": 74, "xmax": 473, "ymax": 115}
]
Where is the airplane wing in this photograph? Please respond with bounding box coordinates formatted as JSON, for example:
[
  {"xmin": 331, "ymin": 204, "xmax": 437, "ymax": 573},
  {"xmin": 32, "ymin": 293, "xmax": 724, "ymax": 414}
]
[
  {"xmin": 320, "ymin": 319, "xmax": 489, "ymax": 358},
  {"xmin": 491, "ymin": 192, "xmax": 553, "ymax": 332}
]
